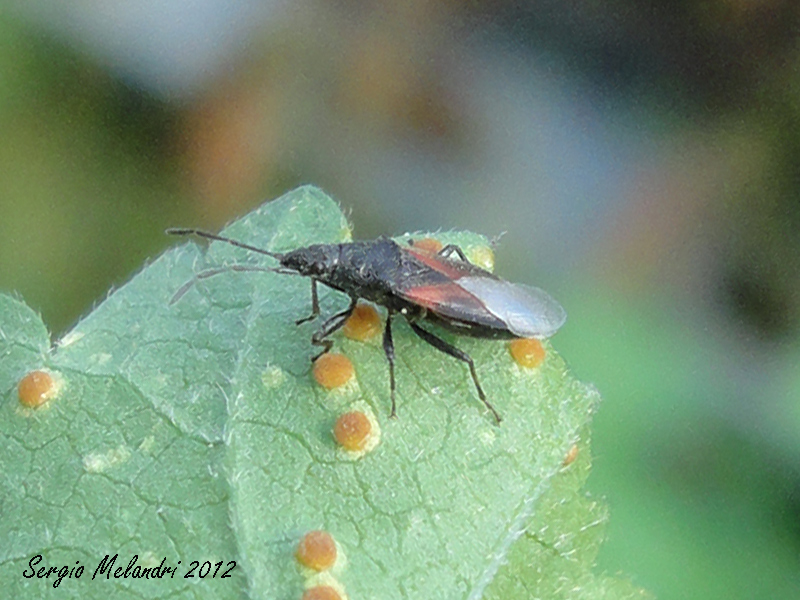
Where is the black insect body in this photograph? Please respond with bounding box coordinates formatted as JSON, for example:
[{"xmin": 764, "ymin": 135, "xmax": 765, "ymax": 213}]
[{"xmin": 168, "ymin": 229, "xmax": 566, "ymax": 423}]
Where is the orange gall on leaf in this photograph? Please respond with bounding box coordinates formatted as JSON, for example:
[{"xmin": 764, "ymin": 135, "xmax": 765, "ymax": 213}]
[
  {"xmin": 302, "ymin": 586, "xmax": 343, "ymax": 600},
  {"xmin": 313, "ymin": 354, "xmax": 354, "ymax": 389},
  {"xmin": 334, "ymin": 411, "xmax": 373, "ymax": 452},
  {"xmin": 343, "ymin": 304, "xmax": 381, "ymax": 341},
  {"xmin": 296, "ymin": 530, "xmax": 338, "ymax": 571},
  {"xmin": 563, "ymin": 444, "xmax": 579, "ymax": 467},
  {"xmin": 509, "ymin": 338, "xmax": 546, "ymax": 369},
  {"xmin": 412, "ymin": 237, "xmax": 443, "ymax": 254},
  {"xmin": 17, "ymin": 370, "xmax": 56, "ymax": 408}
]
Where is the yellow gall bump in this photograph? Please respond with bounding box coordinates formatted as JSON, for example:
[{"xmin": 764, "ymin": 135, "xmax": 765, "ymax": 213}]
[
  {"xmin": 18, "ymin": 370, "xmax": 57, "ymax": 408},
  {"xmin": 563, "ymin": 444, "xmax": 579, "ymax": 467},
  {"xmin": 413, "ymin": 237, "xmax": 443, "ymax": 253},
  {"xmin": 509, "ymin": 338, "xmax": 546, "ymax": 368},
  {"xmin": 302, "ymin": 586, "xmax": 343, "ymax": 600},
  {"xmin": 334, "ymin": 411, "xmax": 372, "ymax": 452},
  {"xmin": 343, "ymin": 304, "xmax": 381, "ymax": 341},
  {"xmin": 296, "ymin": 530, "xmax": 337, "ymax": 571},
  {"xmin": 469, "ymin": 245, "xmax": 494, "ymax": 271},
  {"xmin": 313, "ymin": 354, "xmax": 354, "ymax": 389},
  {"xmin": 262, "ymin": 365, "xmax": 286, "ymax": 389}
]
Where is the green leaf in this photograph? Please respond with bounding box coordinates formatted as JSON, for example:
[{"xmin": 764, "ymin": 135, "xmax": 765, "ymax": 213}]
[
  {"xmin": 0, "ymin": 185, "xmax": 648, "ymax": 599},
  {"xmin": 483, "ymin": 430, "xmax": 650, "ymax": 599}
]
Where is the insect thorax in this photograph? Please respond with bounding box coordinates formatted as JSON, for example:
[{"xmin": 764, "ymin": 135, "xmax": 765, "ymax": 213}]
[{"xmin": 319, "ymin": 240, "xmax": 404, "ymax": 305}]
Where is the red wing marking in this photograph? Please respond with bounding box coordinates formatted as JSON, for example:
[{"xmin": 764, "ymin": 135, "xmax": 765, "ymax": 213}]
[
  {"xmin": 400, "ymin": 246, "xmax": 510, "ymax": 331},
  {"xmin": 405, "ymin": 247, "xmax": 470, "ymax": 280},
  {"xmin": 403, "ymin": 283, "xmax": 487, "ymax": 314}
]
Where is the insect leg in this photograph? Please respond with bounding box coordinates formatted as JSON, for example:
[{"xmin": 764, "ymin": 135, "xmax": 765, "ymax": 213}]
[
  {"xmin": 438, "ymin": 244, "xmax": 470, "ymax": 262},
  {"xmin": 382, "ymin": 311, "xmax": 397, "ymax": 418},
  {"xmin": 310, "ymin": 297, "xmax": 358, "ymax": 360},
  {"xmin": 406, "ymin": 321, "xmax": 502, "ymax": 424},
  {"xmin": 296, "ymin": 280, "xmax": 320, "ymax": 325}
]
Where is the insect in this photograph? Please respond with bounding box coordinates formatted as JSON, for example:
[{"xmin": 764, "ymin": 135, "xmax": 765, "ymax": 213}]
[{"xmin": 167, "ymin": 229, "xmax": 566, "ymax": 423}]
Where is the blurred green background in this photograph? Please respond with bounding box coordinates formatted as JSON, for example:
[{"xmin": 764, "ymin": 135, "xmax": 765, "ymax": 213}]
[{"xmin": 1, "ymin": 2, "xmax": 799, "ymax": 597}]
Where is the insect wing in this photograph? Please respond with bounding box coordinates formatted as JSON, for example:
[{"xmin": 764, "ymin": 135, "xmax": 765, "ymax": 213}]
[
  {"xmin": 398, "ymin": 245, "xmax": 565, "ymax": 337},
  {"xmin": 401, "ymin": 282, "xmax": 508, "ymax": 329},
  {"xmin": 403, "ymin": 246, "xmax": 481, "ymax": 278},
  {"xmin": 398, "ymin": 247, "xmax": 513, "ymax": 331},
  {"xmin": 456, "ymin": 277, "xmax": 566, "ymax": 338}
]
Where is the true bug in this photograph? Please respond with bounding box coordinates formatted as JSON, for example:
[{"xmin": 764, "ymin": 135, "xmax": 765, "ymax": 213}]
[{"xmin": 167, "ymin": 229, "xmax": 566, "ymax": 423}]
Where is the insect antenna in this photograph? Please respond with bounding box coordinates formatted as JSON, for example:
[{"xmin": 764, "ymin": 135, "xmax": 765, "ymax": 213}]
[
  {"xmin": 170, "ymin": 264, "xmax": 291, "ymax": 304},
  {"xmin": 167, "ymin": 228, "xmax": 296, "ymax": 303},
  {"xmin": 166, "ymin": 228, "xmax": 283, "ymax": 259}
]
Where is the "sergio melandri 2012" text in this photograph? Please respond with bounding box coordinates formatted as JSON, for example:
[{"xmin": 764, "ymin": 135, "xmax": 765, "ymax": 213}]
[{"xmin": 22, "ymin": 553, "xmax": 236, "ymax": 588}]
